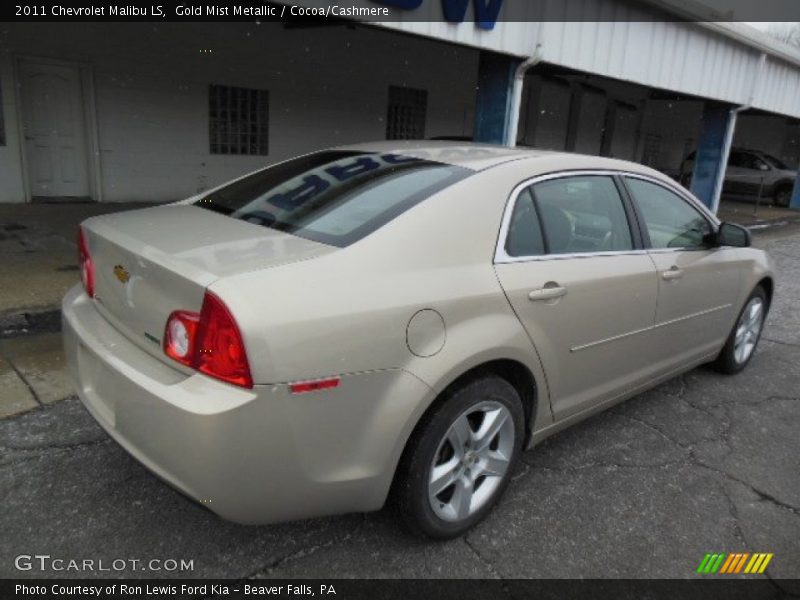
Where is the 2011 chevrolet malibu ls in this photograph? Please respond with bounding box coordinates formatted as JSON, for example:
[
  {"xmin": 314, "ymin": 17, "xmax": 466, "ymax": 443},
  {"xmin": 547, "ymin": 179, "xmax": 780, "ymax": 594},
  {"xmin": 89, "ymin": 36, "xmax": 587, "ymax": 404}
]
[{"xmin": 63, "ymin": 142, "xmax": 774, "ymax": 538}]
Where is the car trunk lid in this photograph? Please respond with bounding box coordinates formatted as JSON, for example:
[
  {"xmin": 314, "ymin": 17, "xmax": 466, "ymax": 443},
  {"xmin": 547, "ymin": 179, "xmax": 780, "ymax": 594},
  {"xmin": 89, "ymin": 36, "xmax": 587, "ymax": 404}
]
[{"xmin": 82, "ymin": 204, "xmax": 335, "ymax": 364}]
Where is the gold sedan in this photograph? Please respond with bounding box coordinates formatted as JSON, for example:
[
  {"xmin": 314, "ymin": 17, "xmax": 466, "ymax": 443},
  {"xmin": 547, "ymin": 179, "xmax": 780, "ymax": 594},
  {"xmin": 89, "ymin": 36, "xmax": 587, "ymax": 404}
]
[{"xmin": 63, "ymin": 142, "xmax": 774, "ymax": 538}]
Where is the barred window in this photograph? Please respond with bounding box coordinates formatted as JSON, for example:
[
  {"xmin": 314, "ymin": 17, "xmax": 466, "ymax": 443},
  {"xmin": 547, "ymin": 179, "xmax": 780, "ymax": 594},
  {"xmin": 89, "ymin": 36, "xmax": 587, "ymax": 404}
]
[
  {"xmin": 386, "ymin": 86, "xmax": 427, "ymax": 140},
  {"xmin": 642, "ymin": 133, "xmax": 662, "ymax": 167},
  {"xmin": 209, "ymin": 85, "xmax": 268, "ymax": 155}
]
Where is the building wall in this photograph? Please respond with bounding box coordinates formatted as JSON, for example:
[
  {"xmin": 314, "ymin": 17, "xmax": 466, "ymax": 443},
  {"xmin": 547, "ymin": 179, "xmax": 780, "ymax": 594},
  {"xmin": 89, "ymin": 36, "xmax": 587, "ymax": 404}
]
[
  {"xmin": 0, "ymin": 23, "xmax": 478, "ymax": 202},
  {"xmin": 735, "ymin": 114, "xmax": 800, "ymax": 166},
  {"xmin": 369, "ymin": 1, "xmax": 800, "ymax": 118},
  {"xmin": 0, "ymin": 53, "xmax": 25, "ymax": 203},
  {"xmin": 638, "ymin": 100, "xmax": 704, "ymax": 173},
  {"xmin": 519, "ymin": 75, "xmax": 649, "ymax": 162},
  {"xmin": 573, "ymin": 89, "xmax": 606, "ymax": 156},
  {"xmin": 518, "ymin": 71, "xmax": 709, "ymax": 177}
]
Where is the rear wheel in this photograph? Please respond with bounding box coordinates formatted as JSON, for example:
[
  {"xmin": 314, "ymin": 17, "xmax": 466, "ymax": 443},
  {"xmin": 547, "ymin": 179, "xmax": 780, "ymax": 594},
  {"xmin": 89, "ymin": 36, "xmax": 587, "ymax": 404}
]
[
  {"xmin": 395, "ymin": 375, "xmax": 525, "ymax": 539},
  {"xmin": 712, "ymin": 286, "xmax": 767, "ymax": 374},
  {"xmin": 774, "ymin": 185, "xmax": 792, "ymax": 208}
]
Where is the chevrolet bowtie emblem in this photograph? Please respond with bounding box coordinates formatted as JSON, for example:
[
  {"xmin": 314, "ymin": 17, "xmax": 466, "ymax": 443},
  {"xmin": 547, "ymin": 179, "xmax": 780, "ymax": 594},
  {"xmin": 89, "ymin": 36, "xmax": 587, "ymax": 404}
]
[{"xmin": 113, "ymin": 264, "xmax": 131, "ymax": 284}]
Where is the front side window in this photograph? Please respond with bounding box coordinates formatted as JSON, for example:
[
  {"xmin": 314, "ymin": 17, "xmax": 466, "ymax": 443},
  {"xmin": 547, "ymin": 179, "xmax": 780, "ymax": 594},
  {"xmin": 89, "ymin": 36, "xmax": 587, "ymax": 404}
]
[
  {"xmin": 728, "ymin": 151, "xmax": 743, "ymax": 167},
  {"xmin": 625, "ymin": 178, "xmax": 711, "ymax": 249},
  {"xmin": 195, "ymin": 151, "xmax": 471, "ymax": 247}
]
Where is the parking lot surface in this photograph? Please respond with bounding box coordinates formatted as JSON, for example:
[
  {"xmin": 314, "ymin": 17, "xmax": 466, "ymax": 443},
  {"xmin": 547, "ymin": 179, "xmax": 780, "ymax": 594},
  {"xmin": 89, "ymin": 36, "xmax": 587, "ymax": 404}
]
[{"xmin": 1, "ymin": 233, "xmax": 798, "ymax": 589}]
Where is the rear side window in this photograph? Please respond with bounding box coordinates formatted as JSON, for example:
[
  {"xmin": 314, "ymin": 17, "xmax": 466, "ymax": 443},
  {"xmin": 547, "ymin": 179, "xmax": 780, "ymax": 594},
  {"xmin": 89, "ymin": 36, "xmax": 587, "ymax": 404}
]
[
  {"xmin": 625, "ymin": 177, "xmax": 711, "ymax": 249},
  {"xmin": 534, "ymin": 176, "xmax": 633, "ymax": 254},
  {"xmin": 504, "ymin": 175, "xmax": 634, "ymax": 257},
  {"xmin": 196, "ymin": 151, "xmax": 471, "ymax": 247},
  {"xmin": 505, "ymin": 188, "xmax": 545, "ymax": 257},
  {"xmin": 763, "ymin": 153, "xmax": 788, "ymax": 170}
]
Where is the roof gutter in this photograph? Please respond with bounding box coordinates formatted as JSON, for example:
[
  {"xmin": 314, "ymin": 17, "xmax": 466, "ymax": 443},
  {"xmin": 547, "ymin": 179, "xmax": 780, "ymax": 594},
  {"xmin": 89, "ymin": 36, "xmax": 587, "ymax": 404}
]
[{"xmin": 710, "ymin": 51, "xmax": 767, "ymax": 213}]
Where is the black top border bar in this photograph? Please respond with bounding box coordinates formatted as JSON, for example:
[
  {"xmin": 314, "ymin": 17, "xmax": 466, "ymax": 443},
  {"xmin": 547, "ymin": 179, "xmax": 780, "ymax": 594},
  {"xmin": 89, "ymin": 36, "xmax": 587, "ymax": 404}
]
[{"xmin": 3, "ymin": 0, "xmax": 800, "ymax": 23}]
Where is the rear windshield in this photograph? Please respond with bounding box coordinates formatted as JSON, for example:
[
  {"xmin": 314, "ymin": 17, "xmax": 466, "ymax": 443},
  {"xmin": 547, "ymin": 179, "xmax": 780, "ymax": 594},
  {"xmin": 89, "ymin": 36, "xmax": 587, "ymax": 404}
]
[
  {"xmin": 762, "ymin": 153, "xmax": 788, "ymax": 170},
  {"xmin": 195, "ymin": 151, "xmax": 472, "ymax": 247}
]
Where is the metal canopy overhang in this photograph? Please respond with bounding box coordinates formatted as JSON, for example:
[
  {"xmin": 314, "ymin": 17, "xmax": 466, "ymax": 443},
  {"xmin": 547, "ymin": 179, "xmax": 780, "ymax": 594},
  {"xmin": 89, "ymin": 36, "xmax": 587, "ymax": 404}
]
[{"xmin": 277, "ymin": 0, "xmax": 800, "ymax": 119}]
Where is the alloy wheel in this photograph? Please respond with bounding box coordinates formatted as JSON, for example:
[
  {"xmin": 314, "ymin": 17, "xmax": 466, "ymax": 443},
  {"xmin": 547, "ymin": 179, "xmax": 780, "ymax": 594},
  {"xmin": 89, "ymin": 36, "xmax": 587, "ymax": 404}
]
[
  {"xmin": 733, "ymin": 296, "xmax": 765, "ymax": 364},
  {"xmin": 428, "ymin": 401, "xmax": 515, "ymax": 522}
]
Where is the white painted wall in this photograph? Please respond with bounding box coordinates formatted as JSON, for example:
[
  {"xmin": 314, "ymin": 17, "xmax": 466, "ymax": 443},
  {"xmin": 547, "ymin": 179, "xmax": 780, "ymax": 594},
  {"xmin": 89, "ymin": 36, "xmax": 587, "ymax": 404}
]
[{"xmin": 0, "ymin": 22, "xmax": 478, "ymax": 202}]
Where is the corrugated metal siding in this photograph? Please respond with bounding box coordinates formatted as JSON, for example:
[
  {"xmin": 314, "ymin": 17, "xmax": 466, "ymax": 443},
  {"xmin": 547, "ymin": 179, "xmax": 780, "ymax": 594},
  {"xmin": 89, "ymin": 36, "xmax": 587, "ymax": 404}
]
[
  {"xmin": 538, "ymin": 19, "xmax": 760, "ymax": 105},
  {"xmin": 282, "ymin": 0, "xmax": 800, "ymax": 118},
  {"xmin": 755, "ymin": 57, "xmax": 800, "ymax": 118}
]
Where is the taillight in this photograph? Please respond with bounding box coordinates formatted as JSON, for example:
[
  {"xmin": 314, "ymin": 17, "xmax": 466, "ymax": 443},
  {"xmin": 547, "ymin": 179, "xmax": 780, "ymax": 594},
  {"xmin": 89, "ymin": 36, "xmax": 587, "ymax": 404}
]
[
  {"xmin": 164, "ymin": 292, "xmax": 253, "ymax": 389},
  {"xmin": 77, "ymin": 227, "xmax": 95, "ymax": 298},
  {"xmin": 195, "ymin": 293, "xmax": 252, "ymax": 388},
  {"xmin": 164, "ymin": 311, "xmax": 199, "ymax": 365}
]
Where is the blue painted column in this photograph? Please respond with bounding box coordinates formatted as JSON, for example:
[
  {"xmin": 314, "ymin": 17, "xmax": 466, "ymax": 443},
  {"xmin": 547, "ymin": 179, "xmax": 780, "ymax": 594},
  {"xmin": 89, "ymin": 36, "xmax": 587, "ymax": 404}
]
[
  {"xmin": 789, "ymin": 174, "xmax": 800, "ymax": 210},
  {"xmin": 474, "ymin": 51, "xmax": 522, "ymax": 144},
  {"xmin": 690, "ymin": 102, "xmax": 735, "ymax": 211}
]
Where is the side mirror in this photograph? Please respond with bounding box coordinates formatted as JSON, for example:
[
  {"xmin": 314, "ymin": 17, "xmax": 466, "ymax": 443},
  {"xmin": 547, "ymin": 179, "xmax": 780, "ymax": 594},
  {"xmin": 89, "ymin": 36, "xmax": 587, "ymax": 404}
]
[
  {"xmin": 715, "ymin": 222, "xmax": 751, "ymax": 248},
  {"xmin": 758, "ymin": 163, "xmax": 770, "ymax": 171}
]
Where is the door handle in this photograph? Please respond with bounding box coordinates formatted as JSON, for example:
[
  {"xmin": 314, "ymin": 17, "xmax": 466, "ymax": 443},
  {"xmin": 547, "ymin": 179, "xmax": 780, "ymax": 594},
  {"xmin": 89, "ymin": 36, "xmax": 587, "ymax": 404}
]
[
  {"xmin": 661, "ymin": 266, "xmax": 683, "ymax": 281},
  {"xmin": 528, "ymin": 284, "xmax": 567, "ymax": 301}
]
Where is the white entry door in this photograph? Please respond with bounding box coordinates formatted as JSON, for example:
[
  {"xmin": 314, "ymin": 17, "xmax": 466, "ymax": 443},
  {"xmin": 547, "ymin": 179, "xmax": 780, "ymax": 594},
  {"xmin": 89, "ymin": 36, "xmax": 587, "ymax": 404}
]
[{"xmin": 19, "ymin": 61, "xmax": 90, "ymax": 200}]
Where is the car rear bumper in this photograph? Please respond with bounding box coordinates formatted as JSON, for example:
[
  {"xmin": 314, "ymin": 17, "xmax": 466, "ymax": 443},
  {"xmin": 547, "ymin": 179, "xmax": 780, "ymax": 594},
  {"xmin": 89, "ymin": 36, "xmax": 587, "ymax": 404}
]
[{"xmin": 62, "ymin": 284, "xmax": 433, "ymax": 524}]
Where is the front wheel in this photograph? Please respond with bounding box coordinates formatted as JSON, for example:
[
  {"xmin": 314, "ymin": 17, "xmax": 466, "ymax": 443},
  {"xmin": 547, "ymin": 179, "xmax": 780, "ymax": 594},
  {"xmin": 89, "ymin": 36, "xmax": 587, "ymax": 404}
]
[
  {"xmin": 395, "ymin": 375, "xmax": 525, "ymax": 539},
  {"xmin": 712, "ymin": 286, "xmax": 768, "ymax": 374}
]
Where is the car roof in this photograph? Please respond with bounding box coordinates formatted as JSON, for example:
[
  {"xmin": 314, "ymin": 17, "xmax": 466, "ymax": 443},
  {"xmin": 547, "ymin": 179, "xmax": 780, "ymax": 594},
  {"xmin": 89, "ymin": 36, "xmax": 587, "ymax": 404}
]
[
  {"xmin": 335, "ymin": 140, "xmax": 541, "ymax": 170},
  {"xmin": 335, "ymin": 140, "xmax": 660, "ymax": 175}
]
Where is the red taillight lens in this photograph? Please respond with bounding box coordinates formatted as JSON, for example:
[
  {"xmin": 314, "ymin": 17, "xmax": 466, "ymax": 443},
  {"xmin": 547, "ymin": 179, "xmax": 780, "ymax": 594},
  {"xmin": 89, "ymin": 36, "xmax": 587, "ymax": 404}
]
[
  {"xmin": 164, "ymin": 310, "xmax": 200, "ymax": 366},
  {"xmin": 163, "ymin": 292, "xmax": 253, "ymax": 389},
  {"xmin": 77, "ymin": 227, "xmax": 95, "ymax": 298},
  {"xmin": 195, "ymin": 292, "xmax": 253, "ymax": 388}
]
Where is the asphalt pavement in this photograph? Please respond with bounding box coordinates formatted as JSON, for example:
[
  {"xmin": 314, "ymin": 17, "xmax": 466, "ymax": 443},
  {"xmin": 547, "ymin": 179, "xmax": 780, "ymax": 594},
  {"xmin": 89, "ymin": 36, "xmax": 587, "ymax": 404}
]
[{"xmin": 0, "ymin": 227, "xmax": 798, "ymax": 590}]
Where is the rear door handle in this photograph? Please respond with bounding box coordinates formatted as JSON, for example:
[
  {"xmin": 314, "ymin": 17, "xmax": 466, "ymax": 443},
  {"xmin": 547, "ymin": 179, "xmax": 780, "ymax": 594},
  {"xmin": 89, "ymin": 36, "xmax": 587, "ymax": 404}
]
[
  {"xmin": 661, "ymin": 266, "xmax": 683, "ymax": 281},
  {"xmin": 528, "ymin": 284, "xmax": 567, "ymax": 301}
]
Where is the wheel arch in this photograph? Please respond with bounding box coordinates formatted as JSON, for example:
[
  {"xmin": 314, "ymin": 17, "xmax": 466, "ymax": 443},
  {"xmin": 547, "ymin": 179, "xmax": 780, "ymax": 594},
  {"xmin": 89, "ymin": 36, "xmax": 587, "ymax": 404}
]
[
  {"xmin": 388, "ymin": 357, "xmax": 540, "ymax": 507},
  {"xmin": 401, "ymin": 357, "xmax": 540, "ymax": 464},
  {"xmin": 757, "ymin": 276, "xmax": 774, "ymax": 309}
]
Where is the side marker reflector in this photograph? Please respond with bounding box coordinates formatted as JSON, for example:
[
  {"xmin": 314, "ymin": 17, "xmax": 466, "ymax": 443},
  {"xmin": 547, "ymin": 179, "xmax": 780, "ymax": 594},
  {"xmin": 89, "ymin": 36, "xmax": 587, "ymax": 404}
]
[{"xmin": 290, "ymin": 378, "xmax": 341, "ymax": 394}]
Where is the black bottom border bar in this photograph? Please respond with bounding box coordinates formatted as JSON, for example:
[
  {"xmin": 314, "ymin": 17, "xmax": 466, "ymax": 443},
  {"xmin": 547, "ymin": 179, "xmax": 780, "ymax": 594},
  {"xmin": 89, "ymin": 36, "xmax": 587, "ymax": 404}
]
[{"xmin": 3, "ymin": 579, "xmax": 799, "ymax": 600}]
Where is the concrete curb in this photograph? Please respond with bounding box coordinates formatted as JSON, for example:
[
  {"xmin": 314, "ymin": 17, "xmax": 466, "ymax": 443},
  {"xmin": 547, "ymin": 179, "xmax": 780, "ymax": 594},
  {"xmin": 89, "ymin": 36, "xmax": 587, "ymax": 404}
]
[{"xmin": 0, "ymin": 308, "xmax": 62, "ymax": 339}]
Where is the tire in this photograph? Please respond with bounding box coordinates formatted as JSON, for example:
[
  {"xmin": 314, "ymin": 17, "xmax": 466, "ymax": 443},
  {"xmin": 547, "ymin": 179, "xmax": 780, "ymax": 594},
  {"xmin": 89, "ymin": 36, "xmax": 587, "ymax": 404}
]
[
  {"xmin": 711, "ymin": 286, "xmax": 768, "ymax": 375},
  {"xmin": 774, "ymin": 185, "xmax": 792, "ymax": 208},
  {"xmin": 395, "ymin": 375, "xmax": 525, "ymax": 539}
]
